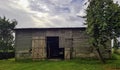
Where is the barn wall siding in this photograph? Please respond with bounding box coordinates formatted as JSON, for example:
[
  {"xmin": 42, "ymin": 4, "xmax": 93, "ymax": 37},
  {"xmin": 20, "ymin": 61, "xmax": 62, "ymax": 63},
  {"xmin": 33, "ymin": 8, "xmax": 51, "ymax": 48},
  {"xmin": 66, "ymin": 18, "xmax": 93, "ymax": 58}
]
[
  {"xmin": 32, "ymin": 37, "xmax": 46, "ymax": 60},
  {"xmin": 15, "ymin": 30, "xmax": 32, "ymax": 60},
  {"xmin": 15, "ymin": 28, "xmax": 111, "ymax": 60}
]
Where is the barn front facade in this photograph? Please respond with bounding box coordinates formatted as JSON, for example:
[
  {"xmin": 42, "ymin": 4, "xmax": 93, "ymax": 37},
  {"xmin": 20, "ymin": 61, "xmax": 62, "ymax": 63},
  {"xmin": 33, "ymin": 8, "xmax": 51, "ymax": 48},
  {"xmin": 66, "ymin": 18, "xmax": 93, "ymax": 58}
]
[{"xmin": 14, "ymin": 27, "xmax": 111, "ymax": 60}]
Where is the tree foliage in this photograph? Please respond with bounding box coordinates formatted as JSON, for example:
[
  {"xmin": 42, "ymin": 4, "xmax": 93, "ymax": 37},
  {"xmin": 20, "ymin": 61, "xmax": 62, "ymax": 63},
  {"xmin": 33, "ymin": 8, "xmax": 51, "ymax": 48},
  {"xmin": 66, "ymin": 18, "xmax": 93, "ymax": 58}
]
[
  {"xmin": 85, "ymin": 0, "xmax": 120, "ymax": 63},
  {"xmin": 0, "ymin": 16, "xmax": 17, "ymax": 52}
]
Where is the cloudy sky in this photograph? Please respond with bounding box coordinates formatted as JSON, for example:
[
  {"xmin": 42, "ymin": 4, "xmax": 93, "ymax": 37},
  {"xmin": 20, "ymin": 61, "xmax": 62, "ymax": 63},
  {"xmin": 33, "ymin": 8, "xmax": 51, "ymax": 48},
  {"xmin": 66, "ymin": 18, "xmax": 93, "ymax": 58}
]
[{"xmin": 0, "ymin": 0, "xmax": 120, "ymax": 28}]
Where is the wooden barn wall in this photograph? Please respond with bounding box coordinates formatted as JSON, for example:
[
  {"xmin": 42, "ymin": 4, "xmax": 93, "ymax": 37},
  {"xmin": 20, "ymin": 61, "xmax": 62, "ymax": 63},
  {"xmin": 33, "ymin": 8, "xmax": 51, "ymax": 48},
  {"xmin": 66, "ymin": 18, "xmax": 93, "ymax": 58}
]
[
  {"xmin": 72, "ymin": 29, "xmax": 92, "ymax": 58},
  {"xmin": 15, "ymin": 28, "xmax": 111, "ymax": 60},
  {"xmin": 32, "ymin": 37, "xmax": 46, "ymax": 60},
  {"xmin": 15, "ymin": 30, "xmax": 32, "ymax": 60}
]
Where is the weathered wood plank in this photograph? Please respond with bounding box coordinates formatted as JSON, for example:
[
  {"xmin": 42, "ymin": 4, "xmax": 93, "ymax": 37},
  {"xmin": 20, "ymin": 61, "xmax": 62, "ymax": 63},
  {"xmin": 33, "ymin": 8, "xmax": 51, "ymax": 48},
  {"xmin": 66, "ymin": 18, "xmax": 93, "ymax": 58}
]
[{"xmin": 32, "ymin": 37, "xmax": 46, "ymax": 60}]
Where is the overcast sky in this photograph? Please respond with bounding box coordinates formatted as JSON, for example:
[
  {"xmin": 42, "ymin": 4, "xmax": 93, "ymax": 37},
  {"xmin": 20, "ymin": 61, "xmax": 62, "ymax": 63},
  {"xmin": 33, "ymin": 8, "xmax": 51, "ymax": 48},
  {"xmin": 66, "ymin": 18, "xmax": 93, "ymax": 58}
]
[{"xmin": 0, "ymin": 0, "xmax": 120, "ymax": 28}]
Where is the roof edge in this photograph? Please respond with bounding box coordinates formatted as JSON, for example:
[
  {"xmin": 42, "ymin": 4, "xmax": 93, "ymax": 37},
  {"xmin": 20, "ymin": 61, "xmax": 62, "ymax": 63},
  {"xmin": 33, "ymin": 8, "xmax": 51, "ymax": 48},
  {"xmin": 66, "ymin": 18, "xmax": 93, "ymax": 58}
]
[{"xmin": 14, "ymin": 27, "xmax": 87, "ymax": 30}]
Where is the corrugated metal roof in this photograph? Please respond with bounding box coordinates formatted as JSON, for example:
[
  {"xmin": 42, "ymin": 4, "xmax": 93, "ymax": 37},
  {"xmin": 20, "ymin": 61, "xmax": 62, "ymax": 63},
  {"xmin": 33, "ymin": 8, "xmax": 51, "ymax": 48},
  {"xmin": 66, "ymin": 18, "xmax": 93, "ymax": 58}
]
[{"xmin": 14, "ymin": 27, "xmax": 86, "ymax": 30}]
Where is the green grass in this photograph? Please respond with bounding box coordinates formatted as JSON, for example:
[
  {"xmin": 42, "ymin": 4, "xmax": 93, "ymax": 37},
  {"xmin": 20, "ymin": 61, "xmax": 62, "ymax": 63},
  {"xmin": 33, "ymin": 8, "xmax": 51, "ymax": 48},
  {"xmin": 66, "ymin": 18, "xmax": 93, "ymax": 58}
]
[{"xmin": 0, "ymin": 56, "xmax": 120, "ymax": 70}]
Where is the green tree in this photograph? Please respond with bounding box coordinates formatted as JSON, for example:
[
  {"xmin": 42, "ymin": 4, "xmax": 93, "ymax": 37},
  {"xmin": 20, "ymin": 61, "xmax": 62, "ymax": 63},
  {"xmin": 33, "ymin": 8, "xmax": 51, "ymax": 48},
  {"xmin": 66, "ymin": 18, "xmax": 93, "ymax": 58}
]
[
  {"xmin": 85, "ymin": 0, "xmax": 120, "ymax": 63},
  {"xmin": 0, "ymin": 16, "xmax": 17, "ymax": 52}
]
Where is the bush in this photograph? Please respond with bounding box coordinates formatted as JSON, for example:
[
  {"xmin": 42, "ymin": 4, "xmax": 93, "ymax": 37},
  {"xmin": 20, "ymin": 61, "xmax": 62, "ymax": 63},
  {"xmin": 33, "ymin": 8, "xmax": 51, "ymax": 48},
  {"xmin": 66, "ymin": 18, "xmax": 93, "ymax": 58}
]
[{"xmin": 0, "ymin": 52, "xmax": 15, "ymax": 59}]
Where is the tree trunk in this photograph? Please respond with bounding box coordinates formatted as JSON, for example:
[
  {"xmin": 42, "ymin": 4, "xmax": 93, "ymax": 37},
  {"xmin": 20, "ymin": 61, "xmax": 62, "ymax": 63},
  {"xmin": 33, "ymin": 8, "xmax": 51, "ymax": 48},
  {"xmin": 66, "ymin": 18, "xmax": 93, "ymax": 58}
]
[
  {"xmin": 96, "ymin": 48, "xmax": 106, "ymax": 63},
  {"xmin": 113, "ymin": 38, "xmax": 119, "ymax": 54}
]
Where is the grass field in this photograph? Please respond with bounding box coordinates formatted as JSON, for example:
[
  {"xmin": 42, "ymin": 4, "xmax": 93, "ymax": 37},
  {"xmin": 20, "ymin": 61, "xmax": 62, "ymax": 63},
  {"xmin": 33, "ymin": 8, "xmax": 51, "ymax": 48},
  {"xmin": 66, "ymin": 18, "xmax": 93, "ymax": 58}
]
[{"xmin": 0, "ymin": 54, "xmax": 120, "ymax": 70}]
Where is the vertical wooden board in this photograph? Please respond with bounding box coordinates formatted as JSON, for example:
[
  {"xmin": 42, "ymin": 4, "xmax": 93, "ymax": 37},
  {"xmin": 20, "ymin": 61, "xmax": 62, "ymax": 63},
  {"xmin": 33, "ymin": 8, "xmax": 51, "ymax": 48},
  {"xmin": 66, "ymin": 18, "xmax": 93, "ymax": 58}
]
[
  {"xmin": 64, "ymin": 48, "xmax": 70, "ymax": 60},
  {"xmin": 32, "ymin": 36, "xmax": 46, "ymax": 60}
]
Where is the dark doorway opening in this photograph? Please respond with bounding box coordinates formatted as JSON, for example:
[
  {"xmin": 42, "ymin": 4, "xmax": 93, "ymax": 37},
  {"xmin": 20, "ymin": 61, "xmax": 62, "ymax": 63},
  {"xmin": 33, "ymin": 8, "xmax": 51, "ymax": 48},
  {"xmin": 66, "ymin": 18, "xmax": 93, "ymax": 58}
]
[{"xmin": 46, "ymin": 37, "xmax": 64, "ymax": 59}]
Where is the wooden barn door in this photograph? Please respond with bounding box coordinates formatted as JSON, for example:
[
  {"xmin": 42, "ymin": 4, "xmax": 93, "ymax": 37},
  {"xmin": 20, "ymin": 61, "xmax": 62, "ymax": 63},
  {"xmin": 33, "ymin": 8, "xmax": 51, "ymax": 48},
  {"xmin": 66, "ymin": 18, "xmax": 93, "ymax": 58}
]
[{"xmin": 32, "ymin": 37, "xmax": 46, "ymax": 60}]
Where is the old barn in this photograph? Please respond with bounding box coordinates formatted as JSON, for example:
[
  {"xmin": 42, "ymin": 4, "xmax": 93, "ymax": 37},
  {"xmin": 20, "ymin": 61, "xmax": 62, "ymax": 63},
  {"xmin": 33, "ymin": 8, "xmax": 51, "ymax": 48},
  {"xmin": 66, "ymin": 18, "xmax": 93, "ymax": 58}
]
[{"xmin": 14, "ymin": 27, "xmax": 111, "ymax": 60}]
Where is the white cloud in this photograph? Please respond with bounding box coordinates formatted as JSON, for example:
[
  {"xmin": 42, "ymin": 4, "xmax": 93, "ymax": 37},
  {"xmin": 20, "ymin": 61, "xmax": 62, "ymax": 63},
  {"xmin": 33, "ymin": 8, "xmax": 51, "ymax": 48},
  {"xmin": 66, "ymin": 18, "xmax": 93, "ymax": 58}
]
[
  {"xmin": 26, "ymin": 0, "xmax": 86, "ymax": 27},
  {"xmin": 0, "ymin": 0, "xmax": 36, "ymax": 28},
  {"xmin": 49, "ymin": 0, "xmax": 72, "ymax": 6},
  {"xmin": 1, "ymin": 0, "xmax": 120, "ymax": 28},
  {"xmin": 0, "ymin": 0, "xmax": 88, "ymax": 28},
  {"xmin": 114, "ymin": 0, "xmax": 120, "ymax": 4},
  {"xmin": 77, "ymin": 0, "xmax": 88, "ymax": 17}
]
